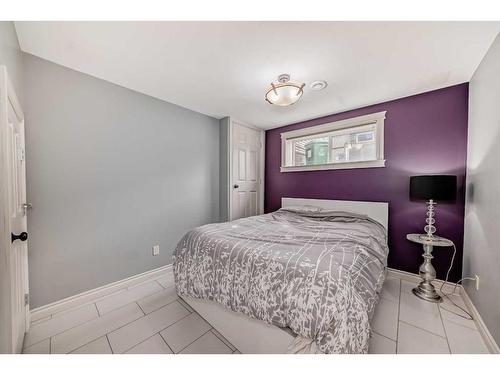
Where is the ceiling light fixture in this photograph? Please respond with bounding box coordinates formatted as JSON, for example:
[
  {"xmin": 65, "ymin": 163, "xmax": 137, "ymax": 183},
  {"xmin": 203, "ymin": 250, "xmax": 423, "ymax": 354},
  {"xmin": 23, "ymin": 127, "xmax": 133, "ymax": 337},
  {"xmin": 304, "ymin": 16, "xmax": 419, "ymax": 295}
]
[
  {"xmin": 310, "ymin": 80, "xmax": 328, "ymax": 91},
  {"xmin": 265, "ymin": 74, "xmax": 305, "ymax": 107}
]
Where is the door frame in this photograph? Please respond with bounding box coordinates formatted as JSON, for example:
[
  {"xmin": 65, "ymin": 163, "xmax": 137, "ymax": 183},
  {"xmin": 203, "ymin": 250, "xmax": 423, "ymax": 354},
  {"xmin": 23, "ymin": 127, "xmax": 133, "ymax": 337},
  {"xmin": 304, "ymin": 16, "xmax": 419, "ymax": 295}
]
[
  {"xmin": 0, "ymin": 65, "xmax": 28, "ymax": 353},
  {"xmin": 227, "ymin": 118, "xmax": 265, "ymax": 221}
]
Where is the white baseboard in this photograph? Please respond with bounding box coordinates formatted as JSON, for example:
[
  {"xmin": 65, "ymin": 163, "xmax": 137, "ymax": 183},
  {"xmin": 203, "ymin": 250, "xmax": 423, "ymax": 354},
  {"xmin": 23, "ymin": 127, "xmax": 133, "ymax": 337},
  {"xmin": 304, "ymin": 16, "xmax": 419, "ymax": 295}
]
[
  {"xmin": 460, "ymin": 288, "xmax": 500, "ymax": 354},
  {"xmin": 388, "ymin": 267, "xmax": 499, "ymax": 354},
  {"xmin": 30, "ymin": 264, "xmax": 173, "ymax": 322}
]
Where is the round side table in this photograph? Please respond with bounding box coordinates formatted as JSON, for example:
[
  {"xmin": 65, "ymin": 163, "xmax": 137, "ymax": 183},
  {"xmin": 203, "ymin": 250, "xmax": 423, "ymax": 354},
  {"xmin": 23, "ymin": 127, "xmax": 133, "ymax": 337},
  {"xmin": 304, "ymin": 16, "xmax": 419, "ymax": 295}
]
[{"xmin": 406, "ymin": 233, "xmax": 454, "ymax": 303}]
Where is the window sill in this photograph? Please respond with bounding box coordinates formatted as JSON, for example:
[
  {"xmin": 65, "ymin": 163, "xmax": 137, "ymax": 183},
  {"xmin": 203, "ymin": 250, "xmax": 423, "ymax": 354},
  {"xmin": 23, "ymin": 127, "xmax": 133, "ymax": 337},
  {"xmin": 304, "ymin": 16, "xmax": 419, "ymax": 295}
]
[{"xmin": 280, "ymin": 159, "xmax": 386, "ymax": 173}]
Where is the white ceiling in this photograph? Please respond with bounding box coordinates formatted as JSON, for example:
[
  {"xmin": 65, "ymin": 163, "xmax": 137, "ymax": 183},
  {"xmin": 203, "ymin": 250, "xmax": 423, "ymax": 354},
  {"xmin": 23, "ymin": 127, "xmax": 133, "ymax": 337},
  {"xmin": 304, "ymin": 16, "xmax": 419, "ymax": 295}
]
[{"xmin": 15, "ymin": 22, "xmax": 500, "ymax": 129}]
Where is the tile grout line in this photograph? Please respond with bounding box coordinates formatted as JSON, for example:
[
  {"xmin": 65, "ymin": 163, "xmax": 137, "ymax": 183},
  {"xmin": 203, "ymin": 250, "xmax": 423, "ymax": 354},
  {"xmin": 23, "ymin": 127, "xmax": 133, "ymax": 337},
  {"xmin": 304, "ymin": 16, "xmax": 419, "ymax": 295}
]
[
  {"xmin": 31, "ymin": 314, "xmax": 53, "ymax": 326},
  {"xmin": 120, "ymin": 331, "xmax": 169, "ymax": 354},
  {"xmin": 180, "ymin": 298, "xmax": 235, "ymax": 352},
  {"xmin": 176, "ymin": 330, "xmax": 211, "ymax": 353},
  {"xmin": 441, "ymin": 316, "xmax": 480, "ymax": 332},
  {"xmin": 24, "ymin": 307, "xmax": 102, "ymax": 349},
  {"xmin": 51, "ymin": 286, "xmax": 179, "ymax": 354},
  {"xmin": 136, "ymin": 301, "xmax": 146, "ymax": 315},
  {"xmin": 176, "ymin": 329, "xmax": 223, "ymax": 354},
  {"xmin": 177, "ymin": 297, "xmax": 194, "ymax": 313},
  {"xmin": 29, "ymin": 270, "xmax": 173, "ymax": 326},
  {"xmin": 438, "ymin": 304, "xmax": 453, "ymax": 354},
  {"xmin": 370, "ymin": 277, "xmax": 399, "ymax": 348},
  {"xmin": 108, "ymin": 302, "xmax": 190, "ymax": 354},
  {"xmin": 52, "ymin": 297, "xmax": 182, "ymax": 353},
  {"xmin": 399, "ymin": 319, "xmax": 447, "ymax": 339},
  {"xmin": 135, "ymin": 295, "xmax": 181, "ymax": 316},
  {"xmin": 95, "ymin": 302, "xmax": 101, "ymax": 317},
  {"xmin": 68, "ymin": 335, "xmax": 107, "ymax": 354},
  {"xmin": 155, "ymin": 279, "xmax": 166, "ymax": 290},
  {"xmin": 127, "ymin": 275, "xmax": 171, "ymax": 291},
  {"xmin": 158, "ymin": 331, "xmax": 175, "ymax": 354},
  {"xmin": 372, "ymin": 330, "xmax": 397, "ymax": 343},
  {"xmin": 395, "ymin": 278, "xmax": 402, "ymax": 353},
  {"xmin": 23, "ymin": 338, "xmax": 49, "ymax": 352},
  {"xmin": 48, "ymin": 302, "xmax": 146, "ymax": 353},
  {"xmin": 188, "ymin": 303, "xmax": 229, "ymax": 339},
  {"xmin": 115, "ymin": 323, "xmax": 166, "ymax": 354},
  {"xmin": 30, "ymin": 288, "xmax": 129, "ymax": 330},
  {"xmin": 28, "ymin": 272, "xmax": 173, "ymax": 327},
  {"xmin": 438, "ymin": 303, "xmax": 479, "ymax": 331},
  {"xmin": 37, "ymin": 288, "xmax": 130, "ymax": 322},
  {"xmin": 210, "ymin": 328, "xmax": 236, "ymax": 351},
  {"xmin": 183, "ymin": 302, "xmax": 238, "ymax": 350},
  {"xmin": 105, "ymin": 334, "xmax": 114, "ymax": 354},
  {"xmin": 98, "ymin": 279, "xmax": 176, "ymax": 317},
  {"xmin": 150, "ymin": 307, "xmax": 227, "ymax": 354},
  {"xmin": 165, "ymin": 320, "xmax": 213, "ymax": 353},
  {"xmin": 93, "ymin": 286, "xmax": 166, "ymax": 316},
  {"xmin": 154, "ymin": 274, "xmax": 172, "ymax": 287},
  {"xmin": 46, "ymin": 278, "xmax": 168, "ymax": 324},
  {"xmin": 119, "ymin": 313, "xmax": 189, "ymax": 354}
]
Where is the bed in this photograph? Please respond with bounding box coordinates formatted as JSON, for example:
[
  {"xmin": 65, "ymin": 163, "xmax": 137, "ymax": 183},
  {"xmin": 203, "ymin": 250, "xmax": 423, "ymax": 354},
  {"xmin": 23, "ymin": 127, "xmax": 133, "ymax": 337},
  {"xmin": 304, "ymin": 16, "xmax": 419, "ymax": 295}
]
[{"xmin": 174, "ymin": 198, "xmax": 389, "ymax": 354}]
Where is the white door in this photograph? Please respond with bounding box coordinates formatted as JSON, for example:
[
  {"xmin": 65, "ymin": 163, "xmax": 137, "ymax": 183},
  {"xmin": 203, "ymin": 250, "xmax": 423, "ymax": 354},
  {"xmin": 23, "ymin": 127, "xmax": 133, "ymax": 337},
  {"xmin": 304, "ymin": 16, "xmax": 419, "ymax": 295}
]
[
  {"xmin": 0, "ymin": 66, "xmax": 29, "ymax": 353},
  {"xmin": 230, "ymin": 122, "xmax": 262, "ymax": 220}
]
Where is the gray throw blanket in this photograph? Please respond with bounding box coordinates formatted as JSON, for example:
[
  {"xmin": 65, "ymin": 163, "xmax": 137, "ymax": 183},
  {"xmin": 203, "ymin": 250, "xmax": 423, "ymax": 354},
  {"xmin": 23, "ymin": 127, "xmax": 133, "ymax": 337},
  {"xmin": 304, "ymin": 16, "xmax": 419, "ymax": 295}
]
[{"xmin": 173, "ymin": 208, "xmax": 388, "ymax": 353}]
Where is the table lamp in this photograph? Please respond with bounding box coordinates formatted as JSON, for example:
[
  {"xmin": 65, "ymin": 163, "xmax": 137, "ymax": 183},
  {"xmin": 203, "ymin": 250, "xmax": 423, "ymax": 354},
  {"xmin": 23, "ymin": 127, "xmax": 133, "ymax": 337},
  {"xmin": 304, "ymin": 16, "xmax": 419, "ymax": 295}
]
[{"xmin": 409, "ymin": 175, "xmax": 457, "ymax": 241}]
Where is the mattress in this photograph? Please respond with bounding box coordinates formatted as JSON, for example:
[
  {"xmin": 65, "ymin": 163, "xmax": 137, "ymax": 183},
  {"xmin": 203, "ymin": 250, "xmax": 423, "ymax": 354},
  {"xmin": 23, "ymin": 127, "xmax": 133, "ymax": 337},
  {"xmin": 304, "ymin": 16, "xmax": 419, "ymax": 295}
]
[{"xmin": 173, "ymin": 208, "xmax": 388, "ymax": 353}]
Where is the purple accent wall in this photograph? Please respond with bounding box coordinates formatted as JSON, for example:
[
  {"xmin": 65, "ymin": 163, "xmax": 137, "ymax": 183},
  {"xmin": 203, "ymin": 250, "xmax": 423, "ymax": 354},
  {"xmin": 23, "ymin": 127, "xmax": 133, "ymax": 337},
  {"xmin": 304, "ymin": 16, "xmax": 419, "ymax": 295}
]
[{"xmin": 265, "ymin": 84, "xmax": 468, "ymax": 282}]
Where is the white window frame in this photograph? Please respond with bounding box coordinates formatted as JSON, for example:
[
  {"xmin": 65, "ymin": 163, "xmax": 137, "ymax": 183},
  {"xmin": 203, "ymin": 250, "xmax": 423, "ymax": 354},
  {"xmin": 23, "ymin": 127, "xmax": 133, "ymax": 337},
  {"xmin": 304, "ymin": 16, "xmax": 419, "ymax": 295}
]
[{"xmin": 280, "ymin": 111, "xmax": 386, "ymax": 172}]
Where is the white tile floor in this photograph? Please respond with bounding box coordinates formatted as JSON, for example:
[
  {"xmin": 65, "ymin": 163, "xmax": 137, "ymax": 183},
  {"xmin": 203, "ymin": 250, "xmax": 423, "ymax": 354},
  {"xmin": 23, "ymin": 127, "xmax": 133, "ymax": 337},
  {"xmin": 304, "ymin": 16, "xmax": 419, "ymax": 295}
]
[
  {"xmin": 23, "ymin": 273, "xmax": 238, "ymax": 354},
  {"xmin": 23, "ymin": 270, "xmax": 490, "ymax": 354},
  {"xmin": 369, "ymin": 276, "xmax": 490, "ymax": 354}
]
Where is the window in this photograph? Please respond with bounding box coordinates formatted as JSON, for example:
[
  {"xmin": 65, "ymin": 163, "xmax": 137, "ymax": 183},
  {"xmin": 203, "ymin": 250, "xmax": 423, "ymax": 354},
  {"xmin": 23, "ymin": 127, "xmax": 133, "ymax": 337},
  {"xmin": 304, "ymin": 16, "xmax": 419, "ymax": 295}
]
[{"xmin": 281, "ymin": 111, "xmax": 386, "ymax": 172}]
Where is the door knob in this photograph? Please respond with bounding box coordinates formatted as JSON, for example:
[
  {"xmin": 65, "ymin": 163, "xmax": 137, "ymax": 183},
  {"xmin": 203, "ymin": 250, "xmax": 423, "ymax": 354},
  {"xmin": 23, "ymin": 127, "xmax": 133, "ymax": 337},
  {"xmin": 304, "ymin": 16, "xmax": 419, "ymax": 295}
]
[
  {"xmin": 233, "ymin": 184, "xmax": 239, "ymax": 189},
  {"xmin": 11, "ymin": 232, "xmax": 28, "ymax": 243}
]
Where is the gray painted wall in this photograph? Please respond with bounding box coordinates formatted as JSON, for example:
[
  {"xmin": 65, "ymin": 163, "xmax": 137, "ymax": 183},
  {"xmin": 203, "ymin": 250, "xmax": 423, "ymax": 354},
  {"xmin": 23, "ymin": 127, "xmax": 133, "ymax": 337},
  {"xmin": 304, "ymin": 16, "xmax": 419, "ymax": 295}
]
[
  {"xmin": 0, "ymin": 22, "xmax": 23, "ymax": 101},
  {"xmin": 464, "ymin": 32, "xmax": 500, "ymax": 347},
  {"xmin": 23, "ymin": 53, "xmax": 220, "ymax": 308}
]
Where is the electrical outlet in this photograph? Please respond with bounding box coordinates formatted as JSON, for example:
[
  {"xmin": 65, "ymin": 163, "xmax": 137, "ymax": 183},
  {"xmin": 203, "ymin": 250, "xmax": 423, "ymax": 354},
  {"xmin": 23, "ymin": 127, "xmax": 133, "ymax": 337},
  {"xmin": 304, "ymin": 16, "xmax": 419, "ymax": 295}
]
[
  {"xmin": 475, "ymin": 275, "xmax": 480, "ymax": 290},
  {"xmin": 152, "ymin": 245, "xmax": 160, "ymax": 256}
]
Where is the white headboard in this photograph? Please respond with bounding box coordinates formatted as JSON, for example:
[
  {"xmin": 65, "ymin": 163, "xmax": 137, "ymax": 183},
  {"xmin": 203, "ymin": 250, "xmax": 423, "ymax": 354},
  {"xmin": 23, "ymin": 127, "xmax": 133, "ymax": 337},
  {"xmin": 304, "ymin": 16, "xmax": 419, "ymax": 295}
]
[{"xmin": 281, "ymin": 197, "xmax": 389, "ymax": 229}]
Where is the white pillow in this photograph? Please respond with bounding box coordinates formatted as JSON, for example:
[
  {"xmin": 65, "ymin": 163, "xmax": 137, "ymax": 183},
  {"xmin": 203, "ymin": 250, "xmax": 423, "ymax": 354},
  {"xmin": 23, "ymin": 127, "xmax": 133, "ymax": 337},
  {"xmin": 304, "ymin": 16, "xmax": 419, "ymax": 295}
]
[{"xmin": 283, "ymin": 205, "xmax": 323, "ymax": 213}]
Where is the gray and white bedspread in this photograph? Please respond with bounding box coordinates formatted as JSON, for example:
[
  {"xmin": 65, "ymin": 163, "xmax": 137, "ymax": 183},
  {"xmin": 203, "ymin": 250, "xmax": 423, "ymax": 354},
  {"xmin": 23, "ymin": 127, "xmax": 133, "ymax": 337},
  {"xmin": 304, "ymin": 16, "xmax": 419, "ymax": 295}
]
[{"xmin": 173, "ymin": 208, "xmax": 388, "ymax": 354}]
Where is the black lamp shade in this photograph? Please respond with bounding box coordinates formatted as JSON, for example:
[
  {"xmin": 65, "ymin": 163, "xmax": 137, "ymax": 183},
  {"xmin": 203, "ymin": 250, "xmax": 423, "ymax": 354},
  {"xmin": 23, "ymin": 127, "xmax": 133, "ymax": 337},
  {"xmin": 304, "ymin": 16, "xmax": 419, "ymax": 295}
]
[{"xmin": 409, "ymin": 175, "xmax": 457, "ymax": 201}]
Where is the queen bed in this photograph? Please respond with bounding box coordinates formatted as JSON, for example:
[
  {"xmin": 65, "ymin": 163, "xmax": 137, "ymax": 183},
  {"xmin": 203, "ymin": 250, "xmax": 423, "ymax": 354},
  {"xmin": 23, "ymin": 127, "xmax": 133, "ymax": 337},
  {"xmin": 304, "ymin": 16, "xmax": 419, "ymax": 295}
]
[{"xmin": 173, "ymin": 198, "xmax": 389, "ymax": 354}]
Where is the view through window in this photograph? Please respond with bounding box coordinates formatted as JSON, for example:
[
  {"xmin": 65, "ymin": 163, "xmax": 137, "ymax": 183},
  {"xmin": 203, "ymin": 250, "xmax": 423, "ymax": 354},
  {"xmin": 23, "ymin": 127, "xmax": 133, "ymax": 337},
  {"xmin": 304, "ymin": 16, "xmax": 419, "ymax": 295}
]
[{"xmin": 281, "ymin": 111, "xmax": 386, "ymax": 171}]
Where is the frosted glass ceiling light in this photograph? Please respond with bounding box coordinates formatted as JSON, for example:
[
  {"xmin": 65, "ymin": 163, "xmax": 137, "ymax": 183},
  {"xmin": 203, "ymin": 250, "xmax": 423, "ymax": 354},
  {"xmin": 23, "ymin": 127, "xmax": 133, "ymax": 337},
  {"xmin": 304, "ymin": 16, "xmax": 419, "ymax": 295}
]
[{"xmin": 265, "ymin": 74, "xmax": 305, "ymax": 106}]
